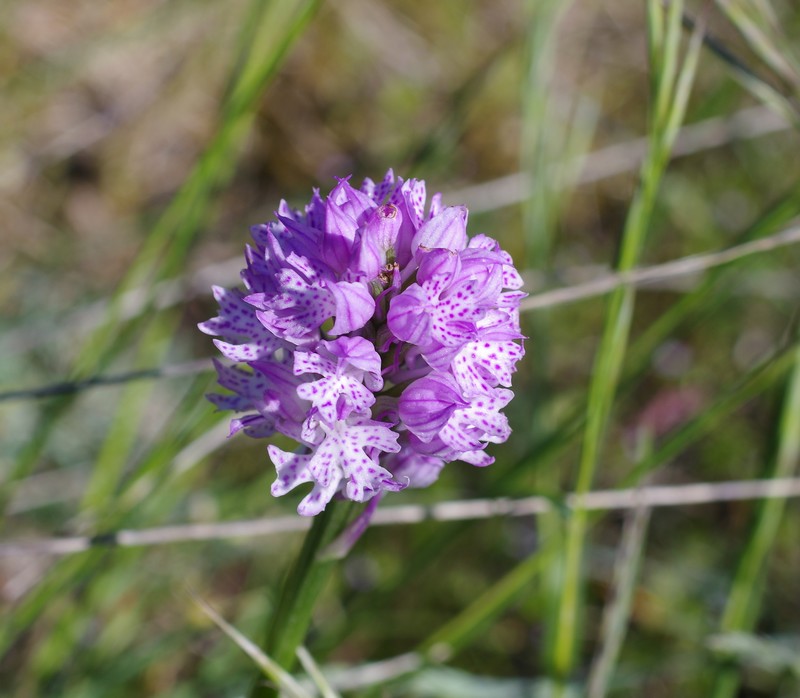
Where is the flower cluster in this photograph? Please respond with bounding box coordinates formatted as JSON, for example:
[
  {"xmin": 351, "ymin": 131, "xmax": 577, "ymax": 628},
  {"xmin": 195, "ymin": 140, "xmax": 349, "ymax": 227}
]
[{"xmin": 200, "ymin": 171, "xmax": 525, "ymax": 515}]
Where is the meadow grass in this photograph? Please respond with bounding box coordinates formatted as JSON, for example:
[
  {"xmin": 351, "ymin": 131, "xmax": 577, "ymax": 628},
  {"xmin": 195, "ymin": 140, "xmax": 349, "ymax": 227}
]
[{"xmin": 1, "ymin": 1, "xmax": 800, "ymax": 696}]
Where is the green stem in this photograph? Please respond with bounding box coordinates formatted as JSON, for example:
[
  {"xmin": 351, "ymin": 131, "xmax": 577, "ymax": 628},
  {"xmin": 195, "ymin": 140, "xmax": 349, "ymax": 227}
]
[{"xmin": 250, "ymin": 500, "xmax": 353, "ymax": 698}]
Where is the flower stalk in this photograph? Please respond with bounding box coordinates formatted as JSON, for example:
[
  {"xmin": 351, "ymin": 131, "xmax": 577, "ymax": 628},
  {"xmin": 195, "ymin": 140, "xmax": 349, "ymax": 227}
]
[{"xmin": 250, "ymin": 499, "xmax": 354, "ymax": 698}]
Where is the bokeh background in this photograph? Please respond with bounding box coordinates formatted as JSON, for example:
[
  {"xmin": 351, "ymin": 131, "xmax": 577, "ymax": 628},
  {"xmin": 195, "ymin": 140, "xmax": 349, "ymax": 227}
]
[{"xmin": 1, "ymin": 1, "xmax": 800, "ymax": 696}]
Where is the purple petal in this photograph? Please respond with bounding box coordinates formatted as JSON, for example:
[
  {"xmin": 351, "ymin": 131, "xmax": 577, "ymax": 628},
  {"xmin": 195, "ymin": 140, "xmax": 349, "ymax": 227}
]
[
  {"xmin": 352, "ymin": 203, "xmax": 404, "ymax": 277},
  {"xmin": 362, "ymin": 169, "xmax": 396, "ymax": 203},
  {"xmin": 327, "ymin": 280, "xmax": 375, "ymax": 335},
  {"xmin": 399, "ymin": 373, "xmax": 466, "ymax": 443},
  {"xmin": 199, "ymin": 286, "xmax": 264, "ymax": 340},
  {"xmin": 212, "ymin": 337, "xmax": 280, "ymax": 363},
  {"xmin": 323, "ymin": 196, "xmax": 359, "ymax": 273},
  {"xmin": 331, "ymin": 177, "xmax": 376, "ymax": 224},
  {"xmin": 410, "ymin": 206, "xmax": 468, "ymax": 255},
  {"xmin": 428, "ymin": 192, "xmax": 443, "ymax": 219},
  {"xmin": 387, "ymin": 446, "xmax": 446, "ymax": 488},
  {"xmin": 293, "ymin": 351, "xmax": 336, "ymax": 378},
  {"xmin": 386, "ymin": 284, "xmax": 431, "ymax": 345},
  {"xmin": 322, "ymin": 337, "xmax": 383, "ymax": 390},
  {"xmin": 452, "ymin": 339, "xmax": 525, "ymax": 394}
]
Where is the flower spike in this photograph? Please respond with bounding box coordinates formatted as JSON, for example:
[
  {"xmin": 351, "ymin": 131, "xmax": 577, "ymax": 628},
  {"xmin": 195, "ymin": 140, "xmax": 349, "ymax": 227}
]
[{"xmin": 201, "ymin": 171, "xmax": 525, "ymax": 515}]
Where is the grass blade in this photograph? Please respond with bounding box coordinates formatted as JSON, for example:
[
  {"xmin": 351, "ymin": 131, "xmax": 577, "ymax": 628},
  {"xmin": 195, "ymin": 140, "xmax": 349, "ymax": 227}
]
[
  {"xmin": 296, "ymin": 646, "xmax": 342, "ymax": 698},
  {"xmin": 587, "ymin": 499, "xmax": 652, "ymax": 698},
  {"xmin": 711, "ymin": 337, "xmax": 800, "ymax": 698},
  {"xmin": 550, "ymin": 1, "xmax": 699, "ymax": 685},
  {"xmin": 189, "ymin": 591, "xmax": 313, "ymax": 698}
]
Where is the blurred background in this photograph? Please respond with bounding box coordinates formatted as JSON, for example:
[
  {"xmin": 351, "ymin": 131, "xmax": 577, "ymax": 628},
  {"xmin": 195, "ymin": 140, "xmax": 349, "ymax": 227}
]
[{"xmin": 1, "ymin": 1, "xmax": 799, "ymax": 696}]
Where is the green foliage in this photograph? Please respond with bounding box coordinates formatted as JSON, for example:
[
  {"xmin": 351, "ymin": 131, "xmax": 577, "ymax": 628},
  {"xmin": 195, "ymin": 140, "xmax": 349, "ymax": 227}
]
[{"xmin": 2, "ymin": 1, "xmax": 800, "ymax": 697}]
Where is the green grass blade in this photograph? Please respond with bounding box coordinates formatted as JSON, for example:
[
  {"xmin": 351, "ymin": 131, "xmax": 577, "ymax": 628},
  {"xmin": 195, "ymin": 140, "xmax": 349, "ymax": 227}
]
[
  {"xmin": 710, "ymin": 338, "xmax": 800, "ymax": 698},
  {"xmin": 296, "ymin": 646, "xmax": 342, "ymax": 698},
  {"xmin": 685, "ymin": 8, "xmax": 800, "ymax": 127},
  {"xmin": 79, "ymin": 314, "xmax": 173, "ymax": 519},
  {"xmin": 521, "ymin": 0, "xmax": 573, "ymax": 266},
  {"xmin": 715, "ymin": 0, "xmax": 800, "ymax": 90},
  {"xmin": 419, "ymin": 534, "xmax": 561, "ymax": 661},
  {"xmin": 652, "ymin": 0, "xmax": 685, "ymax": 135},
  {"xmin": 660, "ymin": 23, "xmax": 704, "ymax": 162},
  {"xmin": 623, "ymin": 339, "xmax": 800, "ymax": 487},
  {"xmin": 190, "ymin": 591, "xmax": 314, "ymax": 698},
  {"xmin": 519, "ymin": 0, "xmax": 587, "ymax": 671},
  {"xmin": 647, "ymin": 0, "xmax": 665, "ymax": 95},
  {"xmin": 550, "ymin": 3, "xmax": 700, "ymax": 684}
]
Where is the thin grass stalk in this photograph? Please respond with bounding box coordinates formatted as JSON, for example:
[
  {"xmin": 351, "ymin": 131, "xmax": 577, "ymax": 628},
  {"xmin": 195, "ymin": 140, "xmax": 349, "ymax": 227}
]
[
  {"xmin": 549, "ymin": 1, "xmax": 700, "ymax": 685},
  {"xmin": 628, "ymin": 184, "xmax": 800, "ymax": 370},
  {"xmin": 520, "ymin": 0, "xmax": 575, "ymax": 670},
  {"xmin": 296, "ymin": 646, "xmax": 342, "ymax": 698},
  {"xmin": 711, "ymin": 338, "xmax": 800, "ymax": 698},
  {"xmin": 682, "ymin": 9, "xmax": 800, "ymax": 127},
  {"xmin": 587, "ymin": 472, "xmax": 652, "ymax": 698},
  {"xmin": 715, "ymin": 0, "xmax": 800, "ymax": 90},
  {"xmin": 8, "ymin": 477, "xmax": 800, "ymax": 557},
  {"xmin": 652, "ymin": 0, "xmax": 686, "ymax": 136},
  {"xmin": 191, "ymin": 592, "xmax": 313, "ymax": 698},
  {"xmin": 647, "ymin": 0, "xmax": 665, "ymax": 96}
]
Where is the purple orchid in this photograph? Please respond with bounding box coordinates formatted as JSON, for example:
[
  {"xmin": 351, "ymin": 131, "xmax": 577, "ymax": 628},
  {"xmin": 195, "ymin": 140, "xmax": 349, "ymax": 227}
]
[{"xmin": 200, "ymin": 171, "xmax": 525, "ymax": 515}]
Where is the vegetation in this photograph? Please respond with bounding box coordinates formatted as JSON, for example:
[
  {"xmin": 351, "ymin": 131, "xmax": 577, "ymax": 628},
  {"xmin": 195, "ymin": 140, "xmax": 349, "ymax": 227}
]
[{"xmin": 1, "ymin": 1, "xmax": 799, "ymax": 696}]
